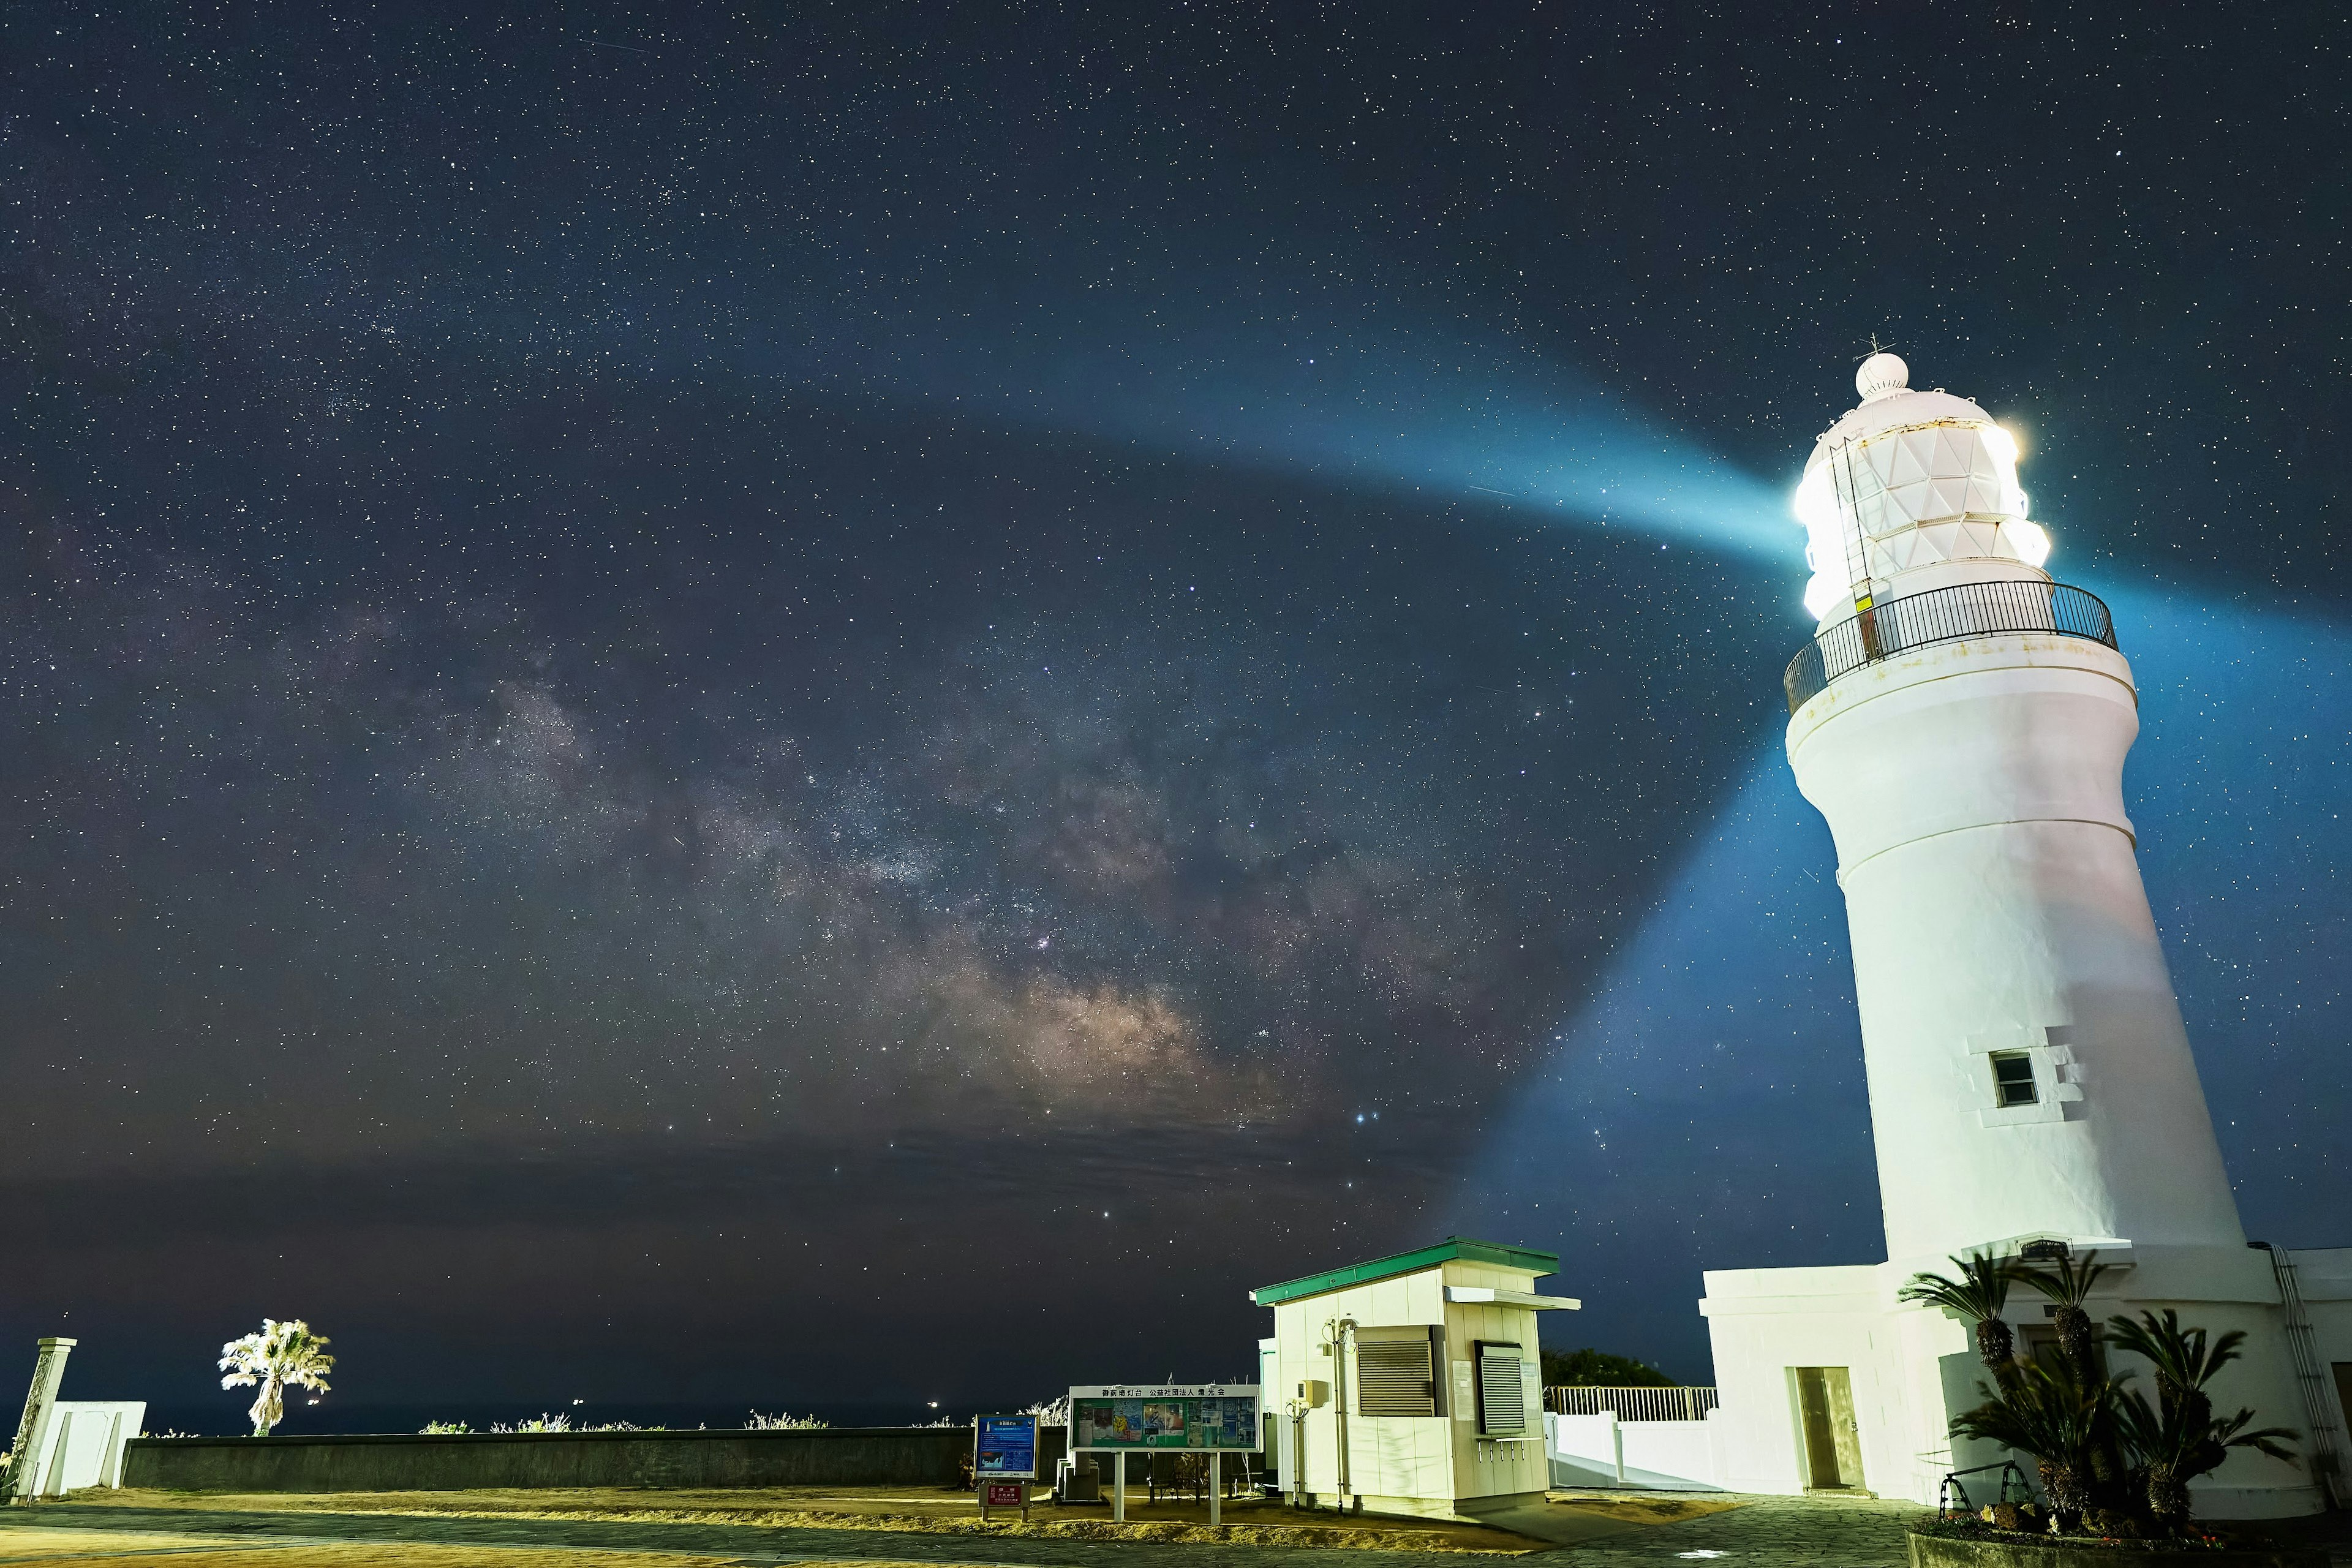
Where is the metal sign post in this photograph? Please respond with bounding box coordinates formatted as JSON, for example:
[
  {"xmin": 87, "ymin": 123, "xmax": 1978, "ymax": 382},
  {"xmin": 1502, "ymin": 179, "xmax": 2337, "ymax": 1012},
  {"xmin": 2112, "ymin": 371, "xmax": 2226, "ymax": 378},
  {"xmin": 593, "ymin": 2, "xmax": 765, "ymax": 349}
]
[{"xmin": 1065, "ymin": 1382, "xmax": 1261, "ymax": 1527}]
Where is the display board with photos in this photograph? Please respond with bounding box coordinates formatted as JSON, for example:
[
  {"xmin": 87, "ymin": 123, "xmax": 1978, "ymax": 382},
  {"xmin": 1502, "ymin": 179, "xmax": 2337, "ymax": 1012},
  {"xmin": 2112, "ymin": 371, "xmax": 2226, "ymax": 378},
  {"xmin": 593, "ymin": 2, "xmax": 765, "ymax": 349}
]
[{"xmin": 1068, "ymin": 1384, "xmax": 1261, "ymax": 1450}]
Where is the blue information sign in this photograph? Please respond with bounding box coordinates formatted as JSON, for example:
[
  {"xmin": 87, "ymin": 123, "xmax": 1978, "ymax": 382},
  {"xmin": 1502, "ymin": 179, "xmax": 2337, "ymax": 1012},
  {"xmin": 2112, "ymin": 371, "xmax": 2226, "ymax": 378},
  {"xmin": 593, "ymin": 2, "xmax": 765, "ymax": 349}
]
[{"xmin": 974, "ymin": 1414, "xmax": 1038, "ymax": 1479}]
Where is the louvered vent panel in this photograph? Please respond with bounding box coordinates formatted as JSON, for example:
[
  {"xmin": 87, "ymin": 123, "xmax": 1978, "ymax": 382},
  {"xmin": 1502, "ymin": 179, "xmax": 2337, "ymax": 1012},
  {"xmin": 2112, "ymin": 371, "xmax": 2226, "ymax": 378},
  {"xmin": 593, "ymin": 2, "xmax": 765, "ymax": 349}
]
[
  {"xmin": 1354, "ymin": 1340, "xmax": 1434, "ymax": 1417},
  {"xmin": 1477, "ymin": 1347, "xmax": 1526, "ymax": 1434}
]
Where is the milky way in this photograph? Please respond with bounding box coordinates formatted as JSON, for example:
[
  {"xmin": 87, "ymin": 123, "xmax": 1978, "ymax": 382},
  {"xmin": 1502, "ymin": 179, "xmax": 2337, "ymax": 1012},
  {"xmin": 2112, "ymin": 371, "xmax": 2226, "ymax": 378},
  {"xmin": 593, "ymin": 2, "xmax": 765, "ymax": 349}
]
[{"xmin": 2, "ymin": 1, "xmax": 2342, "ymax": 1425}]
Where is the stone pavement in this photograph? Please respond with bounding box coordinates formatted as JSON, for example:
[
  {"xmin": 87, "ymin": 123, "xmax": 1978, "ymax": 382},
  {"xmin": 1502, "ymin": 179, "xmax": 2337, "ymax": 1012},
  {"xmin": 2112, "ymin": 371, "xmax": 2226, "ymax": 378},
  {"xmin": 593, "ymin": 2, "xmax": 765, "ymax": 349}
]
[
  {"xmin": 1539, "ymin": 1493, "xmax": 1918, "ymax": 1566},
  {"xmin": 0, "ymin": 1493, "xmax": 1928, "ymax": 1567}
]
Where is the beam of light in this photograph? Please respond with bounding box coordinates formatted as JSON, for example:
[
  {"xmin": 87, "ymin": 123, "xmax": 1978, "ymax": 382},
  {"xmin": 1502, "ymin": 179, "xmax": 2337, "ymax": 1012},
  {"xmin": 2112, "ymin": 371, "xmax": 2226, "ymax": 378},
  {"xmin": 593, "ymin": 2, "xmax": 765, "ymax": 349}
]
[
  {"xmin": 1442, "ymin": 588, "xmax": 2352, "ymax": 1374},
  {"xmin": 747, "ymin": 263, "xmax": 1795, "ymax": 560}
]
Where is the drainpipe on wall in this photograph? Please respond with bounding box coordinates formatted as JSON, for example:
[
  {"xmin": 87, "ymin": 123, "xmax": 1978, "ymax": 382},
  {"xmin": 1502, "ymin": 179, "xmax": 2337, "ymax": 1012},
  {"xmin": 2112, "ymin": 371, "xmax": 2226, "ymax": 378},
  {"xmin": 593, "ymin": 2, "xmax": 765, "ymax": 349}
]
[
  {"xmin": 1325, "ymin": 1317, "xmax": 1357, "ymax": 1510},
  {"xmin": 2251, "ymin": 1242, "xmax": 2347, "ymax": 1510},
  {"xmin": 1287, "ymin": 1400, "xmax": 1309, "ymax": 1509}
]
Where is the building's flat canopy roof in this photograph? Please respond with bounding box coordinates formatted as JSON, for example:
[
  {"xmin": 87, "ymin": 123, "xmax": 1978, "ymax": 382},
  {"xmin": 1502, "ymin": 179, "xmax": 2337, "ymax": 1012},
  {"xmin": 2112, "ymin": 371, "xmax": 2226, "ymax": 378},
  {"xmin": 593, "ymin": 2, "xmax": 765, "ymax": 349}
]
[{"xmin": 1249, "ymin": 1236, "xmax": 1559, "ymax": 1306}]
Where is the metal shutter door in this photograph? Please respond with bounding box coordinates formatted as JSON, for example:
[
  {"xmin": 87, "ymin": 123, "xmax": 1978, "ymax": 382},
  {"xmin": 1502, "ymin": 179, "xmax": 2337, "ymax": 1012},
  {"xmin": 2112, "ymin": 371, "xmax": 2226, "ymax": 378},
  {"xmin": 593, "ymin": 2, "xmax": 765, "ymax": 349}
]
[
  {"xmin": 1354, "ymin": 1340, "xmax": 1435, "ymax": 1417},
  {"xmin": 1476, "ymin": 1346, "xmax": 1526, "ymax": 1434}
]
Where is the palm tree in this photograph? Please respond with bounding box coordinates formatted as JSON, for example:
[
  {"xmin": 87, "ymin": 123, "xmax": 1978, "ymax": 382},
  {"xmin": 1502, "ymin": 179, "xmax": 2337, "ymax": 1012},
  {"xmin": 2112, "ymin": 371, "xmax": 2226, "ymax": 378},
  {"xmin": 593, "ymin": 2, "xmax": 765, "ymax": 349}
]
[
  {"xmin": 2015, "ymin": 1250, "xmax": 2113, "ymax": 1382},
  {"xmin": 1948, "ymin": 1360, "xmax": 2120, "ymax": 1523},
  {"xmin": 1899, "ymin": 1252, "xmax": 2021, "ymax": 1379},
  {"xmin": 218, "ymin": 1319, "xmax": 334, "ymax": 1436},
  {"xmin": 2107, "ymin": 1308, "xmax": 2297, "ymax": 1530}
]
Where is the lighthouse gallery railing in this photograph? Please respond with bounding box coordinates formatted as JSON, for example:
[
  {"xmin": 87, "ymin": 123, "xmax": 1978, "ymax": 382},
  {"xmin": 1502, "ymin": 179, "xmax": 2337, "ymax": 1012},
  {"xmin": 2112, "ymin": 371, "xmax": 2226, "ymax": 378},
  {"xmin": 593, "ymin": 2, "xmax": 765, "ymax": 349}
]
[{"xmin": 1782, "ymin": 579, "xmax": 2117, "ymax": 714}]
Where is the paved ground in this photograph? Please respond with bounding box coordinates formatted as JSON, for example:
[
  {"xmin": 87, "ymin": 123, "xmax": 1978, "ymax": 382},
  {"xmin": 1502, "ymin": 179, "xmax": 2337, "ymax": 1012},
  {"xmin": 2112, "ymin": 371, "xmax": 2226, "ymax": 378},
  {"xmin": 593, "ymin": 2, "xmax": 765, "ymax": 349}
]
[{"xmin": 0, "ymin": 1491, "xmax": 1921, "ymax": 1567}]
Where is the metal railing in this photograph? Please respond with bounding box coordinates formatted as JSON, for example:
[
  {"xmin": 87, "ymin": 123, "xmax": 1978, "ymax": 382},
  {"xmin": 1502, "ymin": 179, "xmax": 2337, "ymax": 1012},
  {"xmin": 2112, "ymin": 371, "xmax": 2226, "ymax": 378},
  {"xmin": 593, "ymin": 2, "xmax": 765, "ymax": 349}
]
[
  {"xmin": 1783, "ymin": 579, "xmax": 2117, "ymax": 714},
  {"xmin": 1545, "ymin": 1385, "xmax": 1719, "ymax": 1422},
  {"xmin": 1939, "ymin": 1458, "xmax": 2032, "ymax": 1520}
]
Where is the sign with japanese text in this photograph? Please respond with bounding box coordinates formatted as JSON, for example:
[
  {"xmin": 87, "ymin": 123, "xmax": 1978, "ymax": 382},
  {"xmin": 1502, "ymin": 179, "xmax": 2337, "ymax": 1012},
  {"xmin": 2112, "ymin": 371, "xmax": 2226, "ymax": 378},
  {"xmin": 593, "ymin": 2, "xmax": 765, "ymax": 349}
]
[
  {"xmin": 974, "ymin": 1414, "xmax": 1038, "ymax": 1479},
  {"xmin": 1067, "ymin": 1384, "xmax": 1261, "ymax": 1451}
]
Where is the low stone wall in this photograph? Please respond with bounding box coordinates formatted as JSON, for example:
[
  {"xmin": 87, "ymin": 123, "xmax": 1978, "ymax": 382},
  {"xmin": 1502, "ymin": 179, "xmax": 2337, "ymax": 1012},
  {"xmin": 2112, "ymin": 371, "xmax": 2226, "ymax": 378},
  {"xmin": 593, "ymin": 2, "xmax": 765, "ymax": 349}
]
[
  {"xmin": 1907, "ymin": 1531, "xmax": 2329, "ymax": 1568},
  {"xmin": 121, "ymin": 1424, "xmax": 1037, "ymax": 1493}
]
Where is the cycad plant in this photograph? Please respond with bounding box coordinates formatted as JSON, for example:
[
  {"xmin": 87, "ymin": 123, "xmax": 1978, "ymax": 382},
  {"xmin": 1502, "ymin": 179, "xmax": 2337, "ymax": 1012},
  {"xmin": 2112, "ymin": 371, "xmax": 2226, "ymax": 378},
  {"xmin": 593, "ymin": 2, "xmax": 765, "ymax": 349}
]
[
  {"xmin": 2106, "ymin": 1308, "xmax": 2230, "ymax": 1429},
  {"xmin": 2015, "ymin": 1250, "xmax": 2113, "ymax": 1381},
  {"xmin": 218, "ymin": 1319, "xmax": 335, "ymax": 1436},
  {"xmin": 1899, "ymin": 1251, "xmax": 2021, "ymax": 1379},
  {"xmin": 1948, "ymin": 1359, "xmax": 2120, "ymax": 1523},
  {"xmin": 2108, "ymin": 1309, "xmax": 2297, "ymax": 1531}
]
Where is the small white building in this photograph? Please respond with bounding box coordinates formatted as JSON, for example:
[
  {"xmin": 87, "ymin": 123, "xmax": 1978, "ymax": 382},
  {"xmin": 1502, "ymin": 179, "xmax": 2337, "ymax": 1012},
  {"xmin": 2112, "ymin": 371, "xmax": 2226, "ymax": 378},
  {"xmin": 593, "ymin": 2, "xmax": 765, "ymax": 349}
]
[
  {"xmin": 1692, "ymin": 353, "xmax": 2348, "ymax": 1517},
  {"xmin": 1251, "ymin": 1237, "xmax": 1577, "ymax": 1520}
]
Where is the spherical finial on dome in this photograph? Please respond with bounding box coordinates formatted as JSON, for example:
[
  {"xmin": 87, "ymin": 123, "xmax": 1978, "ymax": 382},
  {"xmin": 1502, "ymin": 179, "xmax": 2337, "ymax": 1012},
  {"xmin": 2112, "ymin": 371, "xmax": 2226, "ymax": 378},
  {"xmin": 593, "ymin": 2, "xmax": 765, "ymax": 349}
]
[{"xmin": 1856, "ymin": 352, "xmax": 1910, "ymax": 402}]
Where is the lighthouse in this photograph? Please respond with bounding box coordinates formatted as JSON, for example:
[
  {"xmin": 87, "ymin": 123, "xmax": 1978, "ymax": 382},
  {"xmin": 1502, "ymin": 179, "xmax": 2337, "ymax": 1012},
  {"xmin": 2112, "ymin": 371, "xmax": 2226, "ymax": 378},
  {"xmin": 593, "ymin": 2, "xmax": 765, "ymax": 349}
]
[
  {"xmin": 1787, "ymin": 351, "xmax": 2244, "ymax": 1269},
  {"xmin": 1689, "ymin": 354, "xmax": 2338, "ymax": 1516}
]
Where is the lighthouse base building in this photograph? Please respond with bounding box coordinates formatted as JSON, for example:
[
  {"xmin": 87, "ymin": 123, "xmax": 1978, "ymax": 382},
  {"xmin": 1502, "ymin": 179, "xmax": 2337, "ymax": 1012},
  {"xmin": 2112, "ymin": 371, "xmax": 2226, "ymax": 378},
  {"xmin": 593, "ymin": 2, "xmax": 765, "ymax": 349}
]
[
  {"xmin": 1668, "ymin": 355, "xmax": 2350, "ymax": 1517},
  {"xmin": 1700, "ymin": 1248, "xmax": 2352, "ymax": 1514}
]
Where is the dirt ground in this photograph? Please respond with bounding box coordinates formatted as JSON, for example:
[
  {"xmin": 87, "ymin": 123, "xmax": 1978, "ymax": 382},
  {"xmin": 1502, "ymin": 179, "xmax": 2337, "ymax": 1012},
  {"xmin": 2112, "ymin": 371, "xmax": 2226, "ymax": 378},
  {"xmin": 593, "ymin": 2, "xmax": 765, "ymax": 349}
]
[
  {"xmin": 1539, "ymin": 1489, "xmax": 1748, "ymax": 1525},
  {"xmin": 56, "ymin": 1485, "xmax": 1594, "ymax": 1551},
  {"xmin": 0, "ymin": 1524, "xmax": 794, "ymax": 1567},
  {"xmin": 43, "ymin": 1484, "xmax": 1754, "ymax": 1553}
]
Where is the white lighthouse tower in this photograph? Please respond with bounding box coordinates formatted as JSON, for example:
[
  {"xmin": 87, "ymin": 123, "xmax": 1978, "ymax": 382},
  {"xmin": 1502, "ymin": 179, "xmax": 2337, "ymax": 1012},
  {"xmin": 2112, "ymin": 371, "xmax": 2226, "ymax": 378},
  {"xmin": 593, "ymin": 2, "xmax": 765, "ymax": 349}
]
[{"xmin": 1692, "ymin": 353, "xmax": 2341, "ymax": 1516}]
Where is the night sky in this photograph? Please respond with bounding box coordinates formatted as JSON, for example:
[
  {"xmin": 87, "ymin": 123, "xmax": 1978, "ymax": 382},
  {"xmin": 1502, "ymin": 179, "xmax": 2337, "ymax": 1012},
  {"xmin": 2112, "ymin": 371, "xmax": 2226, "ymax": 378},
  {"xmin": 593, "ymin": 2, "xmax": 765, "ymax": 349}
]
[{"xmin": 5, "ymin": 2, "xmax": 2345, "ymax": 1433}]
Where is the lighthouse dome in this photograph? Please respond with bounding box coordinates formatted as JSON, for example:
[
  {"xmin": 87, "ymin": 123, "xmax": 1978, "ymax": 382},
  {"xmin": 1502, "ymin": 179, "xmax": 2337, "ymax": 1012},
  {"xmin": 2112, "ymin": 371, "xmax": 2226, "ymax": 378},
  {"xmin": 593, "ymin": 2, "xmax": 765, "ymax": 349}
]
[{"xmin": 1793, "ymin": 355, "xmax": 2050, "ymax": 624}]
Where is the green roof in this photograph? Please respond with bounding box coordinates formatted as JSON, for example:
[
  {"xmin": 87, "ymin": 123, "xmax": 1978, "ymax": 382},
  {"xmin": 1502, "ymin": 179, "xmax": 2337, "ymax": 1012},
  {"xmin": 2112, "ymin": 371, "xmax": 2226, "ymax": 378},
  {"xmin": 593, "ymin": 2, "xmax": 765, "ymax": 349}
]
[{"xmin": 1248, "ymin": 1237, "xmax": 1560, "ymax": 1307}]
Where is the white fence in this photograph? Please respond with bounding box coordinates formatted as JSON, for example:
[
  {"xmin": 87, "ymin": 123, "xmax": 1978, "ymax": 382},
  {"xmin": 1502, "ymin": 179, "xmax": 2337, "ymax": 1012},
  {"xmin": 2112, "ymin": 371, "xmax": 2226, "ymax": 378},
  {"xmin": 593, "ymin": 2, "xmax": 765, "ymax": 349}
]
[{"xmin": 1545, "ymin": 1385, "xmax": 1719, "ymax": 1422}]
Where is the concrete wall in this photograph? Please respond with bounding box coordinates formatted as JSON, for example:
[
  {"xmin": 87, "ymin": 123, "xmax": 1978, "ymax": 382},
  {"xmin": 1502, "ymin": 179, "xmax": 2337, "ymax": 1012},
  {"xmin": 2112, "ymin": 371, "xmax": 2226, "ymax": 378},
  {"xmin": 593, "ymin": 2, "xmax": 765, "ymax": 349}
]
[
  {"xmin": 1547, "ymin": 1411, "xmax": 1726, "ymax": 1492},
  {"xmin": 23, "ymin": 1403, "xmax": 145, "ymax": 1496},
  {"xmin": 121, "ymin": 1424, "xmax": 1003, "ymax": 1493}
]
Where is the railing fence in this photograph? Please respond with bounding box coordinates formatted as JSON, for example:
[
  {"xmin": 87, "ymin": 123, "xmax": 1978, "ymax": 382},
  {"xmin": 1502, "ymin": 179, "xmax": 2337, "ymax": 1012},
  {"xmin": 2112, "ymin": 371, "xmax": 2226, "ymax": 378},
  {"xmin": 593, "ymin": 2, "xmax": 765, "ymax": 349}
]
[
  {"xmin": 1784, "ymin": 579, "xmax": 2117, "ymax": 714},
  {"xmin": 1544, "ymin": 1385, "xmax": 1720, "ymax": 1422}
]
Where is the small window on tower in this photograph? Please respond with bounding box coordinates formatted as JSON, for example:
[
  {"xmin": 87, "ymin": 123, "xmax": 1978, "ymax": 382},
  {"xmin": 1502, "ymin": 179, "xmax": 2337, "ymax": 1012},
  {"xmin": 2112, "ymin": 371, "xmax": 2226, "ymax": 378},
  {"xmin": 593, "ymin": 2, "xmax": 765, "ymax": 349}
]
[{"xmin": 1991, "ymin": 1052, "xmax": 2039, "ymax": 1108}]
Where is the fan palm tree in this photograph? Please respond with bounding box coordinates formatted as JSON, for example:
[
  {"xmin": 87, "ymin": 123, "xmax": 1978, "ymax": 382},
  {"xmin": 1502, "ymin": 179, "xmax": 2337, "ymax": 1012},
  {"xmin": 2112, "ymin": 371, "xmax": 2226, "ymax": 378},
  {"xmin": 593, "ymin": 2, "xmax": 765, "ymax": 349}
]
[
  {"xmin": 1948, "ymin": 1360, "xmax": 2120, "ymax": 1523},
  {"xmin": 1899, "ymin": 1252, "xmax": 2021, "ymax": 1379},
  {"xmin": 2015, "ymin": 1250, "xmax": 2113, "ymax": 1382},
  {"xmin": 218, "ymin": 1319, "xmax": 334, "ymax": 1436}
]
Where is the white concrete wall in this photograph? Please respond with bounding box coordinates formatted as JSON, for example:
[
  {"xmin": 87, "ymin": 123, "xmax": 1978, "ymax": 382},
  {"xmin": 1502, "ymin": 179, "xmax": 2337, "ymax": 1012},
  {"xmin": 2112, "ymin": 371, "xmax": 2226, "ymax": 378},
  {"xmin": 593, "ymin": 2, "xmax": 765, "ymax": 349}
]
[
  {"xmin": 1700, "ymin": 1263, "xmax": 1953, "ymax": 1502},
  {"xmin": 1547, "ymin": 1411, "xmax": 1726, "ymax": 1491},
  {"xmin": 2294, "ymin": 1248, "xmax": 2352, "ymax": 1367},
  {"xmin": 23, "ymin": 1402, "xmax": 144, "ymax": 1496}
]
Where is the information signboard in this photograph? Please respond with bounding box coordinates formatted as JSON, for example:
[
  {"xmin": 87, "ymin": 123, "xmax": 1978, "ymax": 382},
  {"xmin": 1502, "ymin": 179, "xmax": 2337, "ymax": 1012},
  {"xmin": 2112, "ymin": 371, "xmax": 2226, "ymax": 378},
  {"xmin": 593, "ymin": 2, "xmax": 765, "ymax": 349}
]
[
  {"xmin": 1067, "ymin": 1383, "xmax": 1261, "ymax": 1452},
  {"xmin": 974, "ymin": 1414, "xmax": 1038, "ymax": 1479}
]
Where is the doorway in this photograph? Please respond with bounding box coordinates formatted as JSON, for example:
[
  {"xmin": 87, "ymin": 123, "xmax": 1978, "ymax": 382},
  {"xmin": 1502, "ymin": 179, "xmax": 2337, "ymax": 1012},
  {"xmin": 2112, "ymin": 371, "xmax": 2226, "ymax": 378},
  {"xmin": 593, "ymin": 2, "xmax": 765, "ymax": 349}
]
[{"xmin": 1793, "ymin": 1367, "xmax": 1864, "ymax": 1492}]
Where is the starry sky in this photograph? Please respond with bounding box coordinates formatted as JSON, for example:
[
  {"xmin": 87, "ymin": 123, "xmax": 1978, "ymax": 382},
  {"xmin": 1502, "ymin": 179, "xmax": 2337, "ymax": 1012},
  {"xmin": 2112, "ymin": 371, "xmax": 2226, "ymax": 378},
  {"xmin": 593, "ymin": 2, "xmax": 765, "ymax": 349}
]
[{"xmin": 4, "ymin": 2, "xmax": 2344, "ymax": 1431}]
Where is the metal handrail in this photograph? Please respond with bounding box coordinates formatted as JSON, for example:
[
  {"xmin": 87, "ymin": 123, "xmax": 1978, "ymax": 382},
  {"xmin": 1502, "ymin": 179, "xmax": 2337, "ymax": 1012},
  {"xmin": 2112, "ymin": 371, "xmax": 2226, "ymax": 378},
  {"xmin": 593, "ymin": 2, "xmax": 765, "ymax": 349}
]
[
  {"xmin": 1783, "ymin": 579, "xmax": 2117, "ymax": 714},
  {"xmin": 1939, "ymin": 1458, "xmax": 2032, "ymax": 1520}
]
